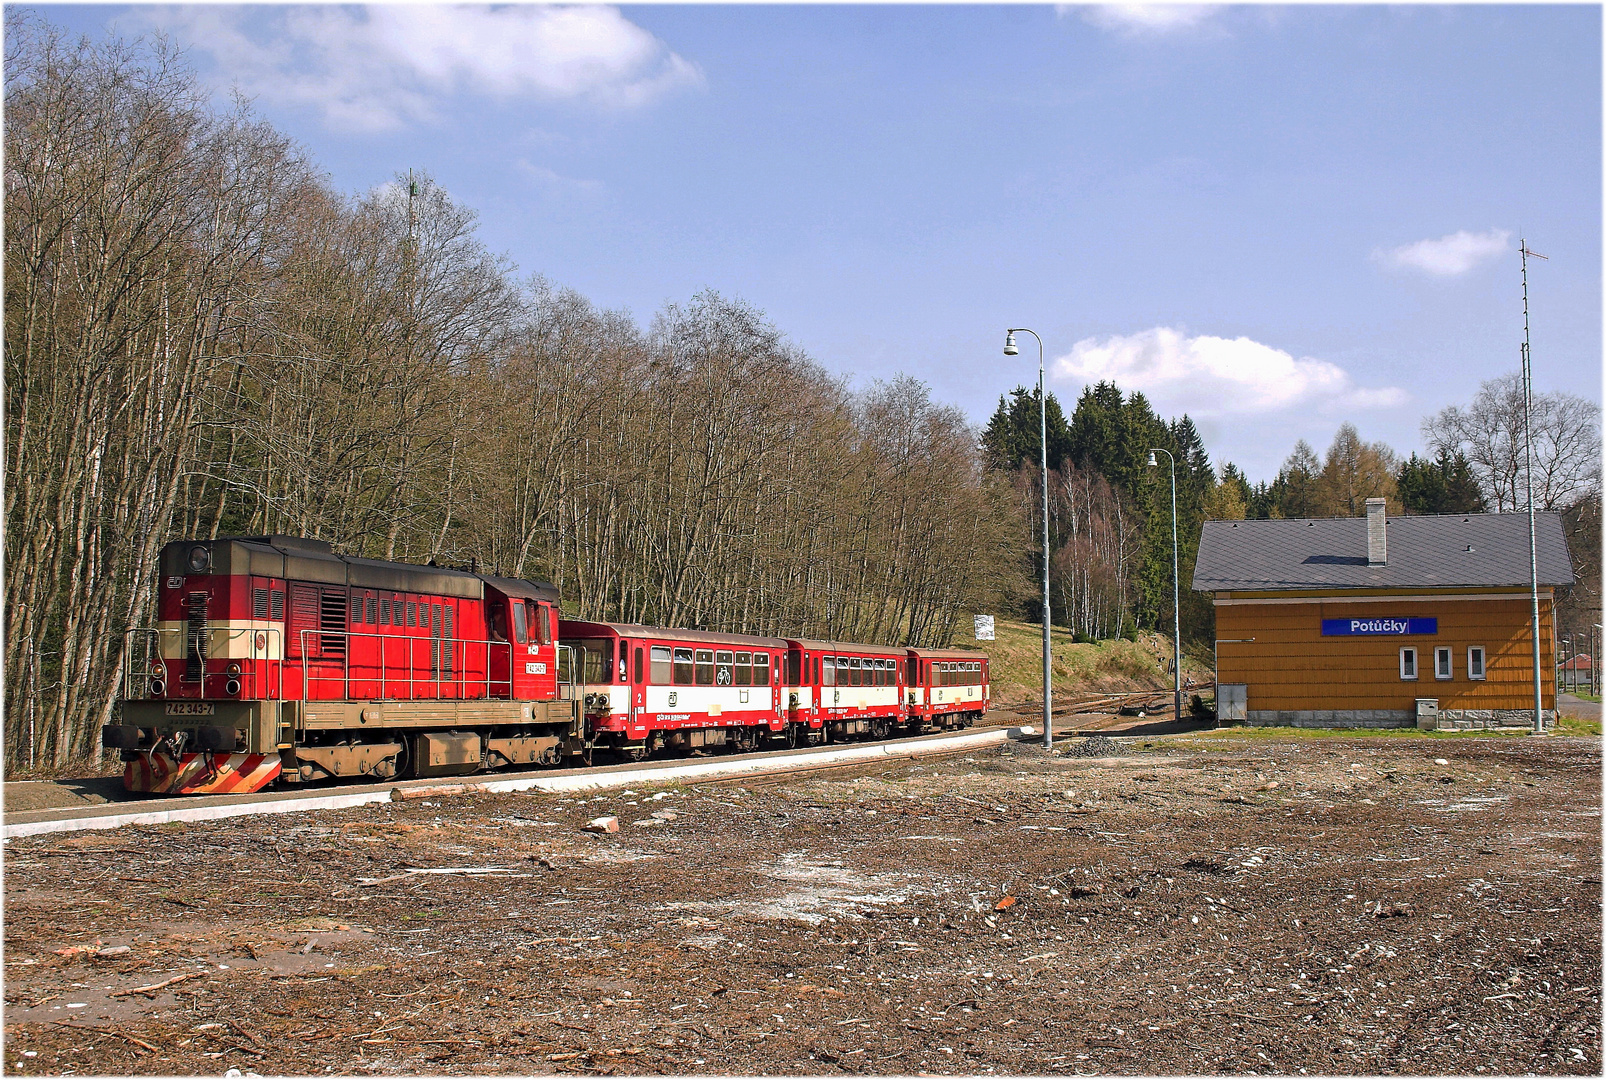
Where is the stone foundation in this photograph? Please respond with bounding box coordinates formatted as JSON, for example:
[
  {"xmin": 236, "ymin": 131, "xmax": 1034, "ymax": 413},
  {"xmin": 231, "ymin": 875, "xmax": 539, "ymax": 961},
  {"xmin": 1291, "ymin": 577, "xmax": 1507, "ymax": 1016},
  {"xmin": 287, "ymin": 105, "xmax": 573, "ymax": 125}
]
[
  {"xmin": 1427, "ymin": 709, "xmax": 1554, "ymax": 732},
  {"xmin": 1246, "ymin": 709, "xmax": 1413, "ymax": 729},
  {"xmin": 1243, "ymin": 708, "xmax": 1555, "ymax": 731}
]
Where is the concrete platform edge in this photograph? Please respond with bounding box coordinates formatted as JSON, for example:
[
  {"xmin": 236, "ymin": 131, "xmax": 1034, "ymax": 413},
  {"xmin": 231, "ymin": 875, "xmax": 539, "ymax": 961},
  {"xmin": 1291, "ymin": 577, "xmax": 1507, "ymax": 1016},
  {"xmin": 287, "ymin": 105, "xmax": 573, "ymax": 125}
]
[{"xmin": 3, "ymin": 726, "xmax": 1030, "ymax": 840}]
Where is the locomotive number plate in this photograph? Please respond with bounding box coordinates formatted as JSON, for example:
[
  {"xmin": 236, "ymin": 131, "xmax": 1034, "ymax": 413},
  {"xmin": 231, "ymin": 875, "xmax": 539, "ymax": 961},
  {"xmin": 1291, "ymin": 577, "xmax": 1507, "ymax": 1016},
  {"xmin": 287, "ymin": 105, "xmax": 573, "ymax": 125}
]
[{"xmin": 164, "ymin": 702, "xmax": 216, "ymax": 716}]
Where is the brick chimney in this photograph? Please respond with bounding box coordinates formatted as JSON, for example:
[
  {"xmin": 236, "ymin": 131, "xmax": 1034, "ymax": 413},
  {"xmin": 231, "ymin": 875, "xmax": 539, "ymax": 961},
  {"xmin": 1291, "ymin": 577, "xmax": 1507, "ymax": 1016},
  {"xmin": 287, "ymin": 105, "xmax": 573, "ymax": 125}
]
[{"xmin": 1366, "ymin": 497, "xmax": 1387, "ymax": 566}]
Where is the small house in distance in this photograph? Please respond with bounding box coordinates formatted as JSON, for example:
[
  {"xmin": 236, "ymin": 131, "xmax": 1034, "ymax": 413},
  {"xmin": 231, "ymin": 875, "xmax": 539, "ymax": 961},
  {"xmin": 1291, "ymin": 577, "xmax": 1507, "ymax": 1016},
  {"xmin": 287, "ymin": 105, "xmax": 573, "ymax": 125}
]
[{"xmin": 1193, "ymin": 499, "xmax": 1575, "ymax": 730}]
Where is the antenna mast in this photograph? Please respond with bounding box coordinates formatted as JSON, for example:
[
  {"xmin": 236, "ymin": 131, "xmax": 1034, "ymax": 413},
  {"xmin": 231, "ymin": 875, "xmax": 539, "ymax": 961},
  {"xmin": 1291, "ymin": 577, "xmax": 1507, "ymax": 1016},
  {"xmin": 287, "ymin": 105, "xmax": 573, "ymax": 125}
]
[{"xmin": 1520, "ymin": 239, "xmax": 1548, "ymax": 735}]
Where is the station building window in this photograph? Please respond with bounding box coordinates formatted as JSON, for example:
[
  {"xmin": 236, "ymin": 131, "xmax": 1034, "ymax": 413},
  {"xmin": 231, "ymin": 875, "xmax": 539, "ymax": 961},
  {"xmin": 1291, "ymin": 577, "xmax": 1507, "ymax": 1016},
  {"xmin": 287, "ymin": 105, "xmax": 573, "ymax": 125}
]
[
  {"xmin": 1468, "ymin": 646, "xmax": 1486, "ymax": 680},
  {"xmin": 1435, "ymin": 646, "xmax": 1453, "ymax": 680},
  {"xmin": 1400, "ymin": 647, "xmax": 1418, "ymax": 680}
]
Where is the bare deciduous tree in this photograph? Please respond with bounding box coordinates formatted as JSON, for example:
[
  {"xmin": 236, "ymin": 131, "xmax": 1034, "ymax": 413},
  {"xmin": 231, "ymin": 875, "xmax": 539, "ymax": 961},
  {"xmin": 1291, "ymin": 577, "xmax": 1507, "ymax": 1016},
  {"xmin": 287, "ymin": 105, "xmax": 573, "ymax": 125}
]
[{"xmin": 1423, "ymin": 371, "xmax": 1602, "ymax": 513}]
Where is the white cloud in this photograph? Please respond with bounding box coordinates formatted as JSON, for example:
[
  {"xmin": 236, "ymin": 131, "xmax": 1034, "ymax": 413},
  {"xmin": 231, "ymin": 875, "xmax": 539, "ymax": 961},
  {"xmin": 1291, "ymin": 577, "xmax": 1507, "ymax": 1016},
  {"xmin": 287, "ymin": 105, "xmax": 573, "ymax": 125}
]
[
  {"xmin": 1376, "ymin": 228, "xmax": 1511, "ymax": 276},
  {"xmin": 1052, "ymin": 327, "xmax": 1408, "ymax": 418},
  {"xmin": 142, "ymin": 5, "xmax": 703, "ymax": 132},
  {"xmin": 1071, "ymin": 5, "xmax": 1223, "ymax": 35}
]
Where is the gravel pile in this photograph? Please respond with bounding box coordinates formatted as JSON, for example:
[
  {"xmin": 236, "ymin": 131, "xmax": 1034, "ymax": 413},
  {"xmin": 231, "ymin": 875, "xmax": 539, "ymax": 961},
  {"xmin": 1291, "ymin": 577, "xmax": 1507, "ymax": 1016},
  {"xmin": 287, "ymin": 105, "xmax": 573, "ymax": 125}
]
[{"xmin": 1059, "ymin": 734, "xmax": 1123, "ymax": 757}]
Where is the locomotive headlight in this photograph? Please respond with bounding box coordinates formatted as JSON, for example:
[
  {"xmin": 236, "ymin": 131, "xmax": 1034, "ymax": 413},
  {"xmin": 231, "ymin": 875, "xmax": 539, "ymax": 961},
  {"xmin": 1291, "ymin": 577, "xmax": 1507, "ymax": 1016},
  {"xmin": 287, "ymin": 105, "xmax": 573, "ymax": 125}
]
[
  {"xmin": 187, "ymin": 544, "xmax": 210, "ymax": 572},
  {"xmin": 226, "ymin": 662, "xmax": 242, "ymax": 675},
  {"xmin": 150, "ymin": 679, "xmax": 166, "ymax": 697}
]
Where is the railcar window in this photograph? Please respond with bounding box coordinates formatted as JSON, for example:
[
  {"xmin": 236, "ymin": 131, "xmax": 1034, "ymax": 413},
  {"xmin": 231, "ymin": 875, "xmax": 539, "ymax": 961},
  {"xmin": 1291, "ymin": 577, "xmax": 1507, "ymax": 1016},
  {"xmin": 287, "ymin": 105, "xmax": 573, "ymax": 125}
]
[
  {"xmin": 695, "ymin": 649, "xmax": 715, "ymax": 686},
  {"xmin": 635, "ymin": 647, "xmax": 644, "ymax": 684},
  {"xmin": 786, "ymin": 650, "xmax": 801, "ymax": 686},
  {"xmin": 754, "ymin": 653, "xmax": 770, "ymax": 686},
  {"xmin": 822, "ymin": 656, "xmax": 836, "ymax": 686},
  {"xmin": 734, "ymin": 651, "xmax": 752, "ymax": 686},
  {"xmin": 651, "ymin": 646, "xmax": 673, "ymax": 683},
  {"xmin": 878, "ymin": 659, "xmax": 889, "ymax": 686},
  {"xmin": 581, "ymin": 640, "xmax": 613, "ymax": 684},
  {"xmin": 851, "ymin": 657, "xmax": 863, "ymax": 687},
  {"xmin": 511, "ymin": 601, "xmax": 527, "ymax": 643},
  {"xmin": 715, "ymin": 650, "xmax": 734, "ymax": 686},
  {"xmin": 674, "ymin": 648, "xmax": 695, "ymax": 685}
]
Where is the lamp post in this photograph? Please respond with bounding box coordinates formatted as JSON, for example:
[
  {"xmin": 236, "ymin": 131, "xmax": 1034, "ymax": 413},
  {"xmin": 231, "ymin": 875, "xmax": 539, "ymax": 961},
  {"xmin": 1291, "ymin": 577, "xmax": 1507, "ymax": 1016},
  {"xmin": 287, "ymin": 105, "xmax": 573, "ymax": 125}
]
[
  {"xmin": 1147, "ymin": 448, "xmax": 1183, "ymax": 724},
  {"xmin": 1004, "ymin": 328, "xmax": 1052, "ymax": 749}
]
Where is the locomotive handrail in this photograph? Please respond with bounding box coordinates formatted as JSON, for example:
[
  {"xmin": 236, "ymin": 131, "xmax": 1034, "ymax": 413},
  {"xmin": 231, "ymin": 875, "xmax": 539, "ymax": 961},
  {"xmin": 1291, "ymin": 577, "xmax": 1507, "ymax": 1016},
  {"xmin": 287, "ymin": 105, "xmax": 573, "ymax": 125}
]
[{"xmin": 294, "ymin": 628, "xmax": 518, "ymax": 703}]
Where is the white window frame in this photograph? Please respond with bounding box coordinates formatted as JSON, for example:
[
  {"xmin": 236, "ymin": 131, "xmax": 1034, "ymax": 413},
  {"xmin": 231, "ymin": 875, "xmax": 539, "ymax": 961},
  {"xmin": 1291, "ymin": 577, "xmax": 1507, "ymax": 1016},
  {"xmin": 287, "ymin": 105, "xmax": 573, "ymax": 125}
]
[
  {"xmin": 1467, "ymin": 646, "xmax": 1486, "ymax": 681},
  {"xmin": 1434, "ymin": 646, "xmax": 1453, "ymax": 680},
  {"xmin": 1400, "ymin": 647, "xmax": 1418, "ymax": 681}
]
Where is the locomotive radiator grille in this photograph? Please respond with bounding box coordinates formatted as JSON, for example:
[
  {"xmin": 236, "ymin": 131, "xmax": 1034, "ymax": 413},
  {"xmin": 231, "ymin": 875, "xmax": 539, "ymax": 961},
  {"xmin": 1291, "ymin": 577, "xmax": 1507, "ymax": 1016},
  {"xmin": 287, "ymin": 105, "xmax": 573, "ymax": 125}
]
[
  {"xmin": 320, "ymin": 590, "xmax": 347, "ymax": 657},
  {"xmin": 184, "ymin": 593, "xmax": 208, "ymax": 681}
]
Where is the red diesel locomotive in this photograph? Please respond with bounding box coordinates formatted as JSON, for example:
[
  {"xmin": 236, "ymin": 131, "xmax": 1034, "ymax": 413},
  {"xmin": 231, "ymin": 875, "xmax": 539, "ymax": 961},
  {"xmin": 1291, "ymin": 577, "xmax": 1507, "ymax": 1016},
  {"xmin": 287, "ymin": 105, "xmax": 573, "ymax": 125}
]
[{"xmin": 108, "ymin": 537, "xmax": 989, "ymax": 795}]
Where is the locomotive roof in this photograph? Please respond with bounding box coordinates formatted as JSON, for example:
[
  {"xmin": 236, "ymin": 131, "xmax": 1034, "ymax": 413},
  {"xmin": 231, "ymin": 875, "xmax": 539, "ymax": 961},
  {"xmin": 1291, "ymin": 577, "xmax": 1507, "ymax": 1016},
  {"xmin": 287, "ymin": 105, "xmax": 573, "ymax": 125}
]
[
  {"xmin": 481, "ymin": 575, "xmax": 561, "ymax": 604},
  {"xmin": 162, "ymin": 537, "xmax": 557, "ymax": 602},
  {"xmin": 787, "ymin": 638, "xmax": 906, "ymax": 656},
  {"xmin": 559, "ymin": 620, "xmax": 787, "ymax": 649}
]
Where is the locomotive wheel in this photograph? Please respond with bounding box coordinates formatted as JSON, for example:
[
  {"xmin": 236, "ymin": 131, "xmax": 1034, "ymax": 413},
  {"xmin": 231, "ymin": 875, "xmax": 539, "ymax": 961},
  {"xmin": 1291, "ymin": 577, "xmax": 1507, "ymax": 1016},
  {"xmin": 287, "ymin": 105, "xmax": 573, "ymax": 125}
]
[{"xmin": 783, "ymin": 724, "xmax": 800, "ymax": 750}]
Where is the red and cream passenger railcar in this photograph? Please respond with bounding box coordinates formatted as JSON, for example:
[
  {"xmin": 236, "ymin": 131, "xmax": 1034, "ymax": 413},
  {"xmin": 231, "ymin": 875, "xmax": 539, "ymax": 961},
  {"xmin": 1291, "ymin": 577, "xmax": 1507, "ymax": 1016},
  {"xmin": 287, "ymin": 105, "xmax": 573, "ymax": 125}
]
[
  {"xmin": 906, "ymin": 648, "xmax": 989, "ymax": 729},
  {"xmin": 560, "ymin": 622, "xmax": 788, "ymax": 758},
  {"xmin": 782, "ymin": 639, "xmax": 909, "ymax": 742},
  {"xmin": 108, "ymin": 536, "xmax": 581, "ymax": 795}
]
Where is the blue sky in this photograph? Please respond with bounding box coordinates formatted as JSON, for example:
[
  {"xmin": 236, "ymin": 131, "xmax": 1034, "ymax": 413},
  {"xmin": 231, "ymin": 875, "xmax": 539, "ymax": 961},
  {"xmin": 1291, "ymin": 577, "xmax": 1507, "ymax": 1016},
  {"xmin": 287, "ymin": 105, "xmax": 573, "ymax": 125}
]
[{"xmin": 35, "ymin": 3, "xmax": 1603, "ymax": 481}]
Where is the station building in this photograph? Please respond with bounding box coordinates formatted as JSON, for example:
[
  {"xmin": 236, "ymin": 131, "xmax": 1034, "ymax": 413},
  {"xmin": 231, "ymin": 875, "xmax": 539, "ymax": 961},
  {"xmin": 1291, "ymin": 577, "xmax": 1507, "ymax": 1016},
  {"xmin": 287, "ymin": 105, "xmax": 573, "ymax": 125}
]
[{"xmin": 1193, "ymin": 500, "xmax": 1575, "ymax": 730}]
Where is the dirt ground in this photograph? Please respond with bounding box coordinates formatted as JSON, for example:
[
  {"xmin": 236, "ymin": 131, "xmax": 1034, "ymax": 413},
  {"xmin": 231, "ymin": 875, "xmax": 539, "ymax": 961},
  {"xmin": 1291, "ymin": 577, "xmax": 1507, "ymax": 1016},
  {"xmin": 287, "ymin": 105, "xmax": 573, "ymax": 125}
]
[{"xmin": 3, "ymin": 730, "xmax": 1600, "ymax": 1076}]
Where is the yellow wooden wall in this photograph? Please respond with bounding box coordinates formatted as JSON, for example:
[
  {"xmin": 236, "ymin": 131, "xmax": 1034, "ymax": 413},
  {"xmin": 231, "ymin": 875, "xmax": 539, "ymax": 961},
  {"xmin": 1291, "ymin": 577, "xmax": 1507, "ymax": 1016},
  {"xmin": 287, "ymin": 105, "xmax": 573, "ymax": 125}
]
[{"xmin": 1215, "ymin": 592, "xmax": 1555, "ymax": 712}]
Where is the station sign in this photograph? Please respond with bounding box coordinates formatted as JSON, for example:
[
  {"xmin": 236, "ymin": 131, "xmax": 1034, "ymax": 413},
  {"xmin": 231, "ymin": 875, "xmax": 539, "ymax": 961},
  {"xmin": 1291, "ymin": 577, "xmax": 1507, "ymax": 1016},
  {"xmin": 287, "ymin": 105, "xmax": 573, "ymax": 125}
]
[{"xmin": 1321, "ymin": 617, "xmax": 1437, "ymax": 636}]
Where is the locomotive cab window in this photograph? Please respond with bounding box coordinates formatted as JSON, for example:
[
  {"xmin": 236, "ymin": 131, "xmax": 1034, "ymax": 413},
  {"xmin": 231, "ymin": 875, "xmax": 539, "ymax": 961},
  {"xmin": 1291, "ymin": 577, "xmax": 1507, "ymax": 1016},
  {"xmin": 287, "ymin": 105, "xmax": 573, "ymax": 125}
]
[
  {"xmin": 536, "ymin": 603, "xmax": 552, "ymax": 645},
  {"xmin": 488, "ymin": 605, "xmax": 507, "ymax": 641},
  {"xmin": 511, "ymin": 601, "xmax": 527, "ymax": 643}
]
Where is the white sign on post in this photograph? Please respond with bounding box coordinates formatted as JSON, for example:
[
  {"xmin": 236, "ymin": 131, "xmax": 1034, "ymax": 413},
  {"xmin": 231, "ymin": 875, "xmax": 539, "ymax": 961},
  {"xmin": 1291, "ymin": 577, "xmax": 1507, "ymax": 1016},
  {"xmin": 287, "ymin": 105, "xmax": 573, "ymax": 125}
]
[{"xmin": 973, "ymin": 615, "xmax": 995, "ymax": 641}]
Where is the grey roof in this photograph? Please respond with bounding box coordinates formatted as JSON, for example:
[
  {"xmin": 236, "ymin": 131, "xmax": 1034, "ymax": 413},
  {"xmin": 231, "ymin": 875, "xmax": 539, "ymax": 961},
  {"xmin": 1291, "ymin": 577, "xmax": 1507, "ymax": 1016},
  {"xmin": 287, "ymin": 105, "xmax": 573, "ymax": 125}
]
[{"xmin": 1192, "ymin": 512, "xmax": 1576, "ymax": 592}]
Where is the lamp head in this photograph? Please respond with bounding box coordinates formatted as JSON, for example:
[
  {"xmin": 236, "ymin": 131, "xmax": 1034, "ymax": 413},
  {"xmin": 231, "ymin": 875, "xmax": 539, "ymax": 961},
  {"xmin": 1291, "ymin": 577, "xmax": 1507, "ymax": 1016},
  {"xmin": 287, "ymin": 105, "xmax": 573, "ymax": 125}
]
[
  {"xmin": 1147, "ymin": 451, "xmax": 1158, "ymax": 467},
  {"xmin": 1003, "ymin": 332, "xmax": 1018, "ymax": 356}
]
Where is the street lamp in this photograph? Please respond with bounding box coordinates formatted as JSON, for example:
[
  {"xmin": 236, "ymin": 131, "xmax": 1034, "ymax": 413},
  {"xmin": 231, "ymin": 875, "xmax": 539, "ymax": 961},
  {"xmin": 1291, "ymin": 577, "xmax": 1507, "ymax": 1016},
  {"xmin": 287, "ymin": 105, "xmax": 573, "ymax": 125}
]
[
  {"xmin": 1005, "ymin": 328, "xmax": 1052, "ymax": 750},
  {"xmin": 1147, "ymin": 448, "xmax": 1183, "ymax": 724}
]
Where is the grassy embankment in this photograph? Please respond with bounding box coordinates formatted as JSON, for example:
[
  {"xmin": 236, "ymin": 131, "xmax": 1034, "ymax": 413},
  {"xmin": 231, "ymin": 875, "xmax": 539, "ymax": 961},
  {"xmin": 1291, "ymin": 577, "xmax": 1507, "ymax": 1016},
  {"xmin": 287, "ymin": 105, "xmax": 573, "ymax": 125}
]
[{"xmin": 957, "ymin": 617, "xmax": 1211, "ymax": 707}]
